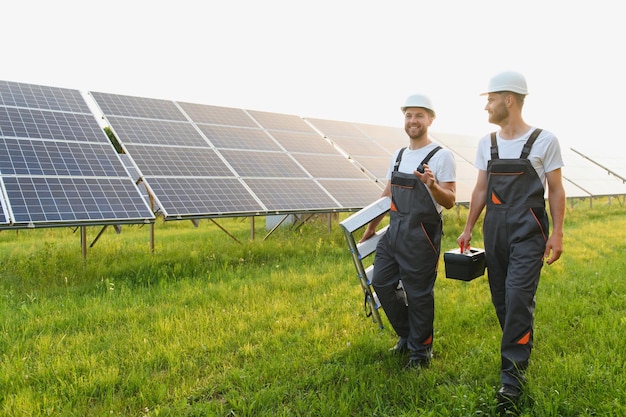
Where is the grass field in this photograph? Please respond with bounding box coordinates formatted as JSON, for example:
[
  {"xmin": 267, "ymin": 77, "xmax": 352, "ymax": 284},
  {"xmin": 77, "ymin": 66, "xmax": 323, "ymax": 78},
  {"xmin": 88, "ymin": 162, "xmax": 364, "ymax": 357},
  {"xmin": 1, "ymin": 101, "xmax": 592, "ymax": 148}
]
[{"xmin": 1, "ymin": 198, "xmax": 625, "ymax": 416}]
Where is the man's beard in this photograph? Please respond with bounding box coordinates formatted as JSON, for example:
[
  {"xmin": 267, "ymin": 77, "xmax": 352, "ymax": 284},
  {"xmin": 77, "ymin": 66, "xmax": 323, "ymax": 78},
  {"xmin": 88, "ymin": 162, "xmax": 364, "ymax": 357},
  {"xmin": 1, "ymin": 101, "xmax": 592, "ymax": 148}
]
[{"xmin": 489, "ymin": 104, "xmax": 509, "ymax": 125}]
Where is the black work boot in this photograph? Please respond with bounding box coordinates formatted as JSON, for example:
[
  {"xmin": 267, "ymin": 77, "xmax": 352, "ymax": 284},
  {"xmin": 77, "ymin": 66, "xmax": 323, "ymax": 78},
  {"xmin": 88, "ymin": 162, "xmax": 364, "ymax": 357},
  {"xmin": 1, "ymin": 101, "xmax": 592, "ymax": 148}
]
[
  {"xmin": 496, "ymin": 384, "xmax": 522, "ymax": 415},
  {"xmin": 388, "ymin": 337, "xmax": 408, "ymax": 355}
]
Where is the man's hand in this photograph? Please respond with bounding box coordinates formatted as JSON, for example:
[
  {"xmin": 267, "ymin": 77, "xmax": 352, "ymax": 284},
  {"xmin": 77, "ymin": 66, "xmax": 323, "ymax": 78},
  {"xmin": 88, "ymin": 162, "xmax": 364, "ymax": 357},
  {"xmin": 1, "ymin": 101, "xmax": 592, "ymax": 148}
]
[
  {"xmin": 544, "ymin": 233, "xmax": 563, "ymax": 265},
  {"xmin": 414, "ymin": 164, "xmax": 435, "ymax": 188}
]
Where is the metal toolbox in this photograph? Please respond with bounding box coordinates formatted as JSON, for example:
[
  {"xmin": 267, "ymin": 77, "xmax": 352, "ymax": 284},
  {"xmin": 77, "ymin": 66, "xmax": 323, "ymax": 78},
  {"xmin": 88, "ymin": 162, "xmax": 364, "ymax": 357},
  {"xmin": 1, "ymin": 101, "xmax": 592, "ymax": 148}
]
[{"xmin": 443, "ymin": 248, "xmax": 486, "ymax": 281}]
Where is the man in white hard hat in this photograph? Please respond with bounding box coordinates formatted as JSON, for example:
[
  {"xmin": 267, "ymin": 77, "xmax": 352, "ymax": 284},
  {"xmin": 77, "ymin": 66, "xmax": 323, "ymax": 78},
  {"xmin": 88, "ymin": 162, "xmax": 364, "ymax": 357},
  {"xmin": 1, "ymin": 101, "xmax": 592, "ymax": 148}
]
[
  {"xmin": 360, "ymin": 94, "xmax": 456, "ymax": 369},
  {"xmin": 457, "ymin": 71, "xmax": 565, "ymax": 410}
]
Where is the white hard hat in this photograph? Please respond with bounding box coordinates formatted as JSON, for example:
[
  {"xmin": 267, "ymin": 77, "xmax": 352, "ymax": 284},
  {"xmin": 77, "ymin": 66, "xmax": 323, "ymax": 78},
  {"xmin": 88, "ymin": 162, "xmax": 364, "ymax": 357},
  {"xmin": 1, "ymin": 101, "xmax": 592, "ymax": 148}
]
[
  {"xmin": 481, "ymin": 71, "xmax": 529, "ymax": 95},
  {"xmin": 401, "ymin": 94, "xmax": 435, "ymax": 116}
]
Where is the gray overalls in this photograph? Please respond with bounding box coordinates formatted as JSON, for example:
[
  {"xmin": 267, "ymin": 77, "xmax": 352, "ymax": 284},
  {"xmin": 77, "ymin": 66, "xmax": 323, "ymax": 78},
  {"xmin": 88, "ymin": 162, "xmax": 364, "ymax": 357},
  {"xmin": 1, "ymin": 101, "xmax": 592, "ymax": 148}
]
[
  {"xmin": 483, "ymin": 129, "xmax": 548, "ymax": 388},
  {"xmin": 372, "ymin": 146, "xmax": 442, "ymax": 360}
]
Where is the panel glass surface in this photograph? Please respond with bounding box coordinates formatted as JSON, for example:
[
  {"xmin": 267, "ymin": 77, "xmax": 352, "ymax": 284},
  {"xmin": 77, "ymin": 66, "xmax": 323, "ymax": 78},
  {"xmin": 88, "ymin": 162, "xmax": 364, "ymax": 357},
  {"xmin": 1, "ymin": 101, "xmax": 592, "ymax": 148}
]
[
  {"xmin": 245, "ymin": 178, "xmax": 338, "ymax": 211},
  {"xmin": 354, "ymin": 122, "xmax": 406, "ymax": 155},
  {"xmin": 292, "ymin": 154, "xmax": 366, "ymax": 179},
  {"xmin": 107, "ymin": 116, "xmax": 209, "ymax": 147},
  {"xmin": 0, "ymin": 80, "xmax": 89, "ymax": 112},
  {"xmin": 90, "ymin": 92, "xmax": 186, "ymax": 121},
  {"xmin": 146, "ymin": 177, "xmax": 264, "ymax": 215},
  {"xmin": 219, "ymin": 150, "xmax": 309, "ymax": 178},
  {"xmin": 124, "ymin": 144, "xmax": 234, "ymax": 177},
  {"xmin": 570, "ymin": 144, "xmax": 626, "ymax": 182},
  {"xmin": 305, "ymin": 118, "xmax": 366, "ymax": 138},
  {"xmin": 197, "ymin": 124, "xmax": 281, "ymax": 151},
  {"xmin": 316, "ymin": 179, "xmax": 384, "ymax": 209},
  {"xmin": 248, "ymin": 110, "xmax": 315, "ymax": 133},
  {"xmin": 0, "ymin": 138, "xmax": 127, "ymax": 177},
  {"xmin": 269, "ymin": 131, "xmax": 338, "ymax": 154},
  {"xmin": 325, "ymin": 134, "xmax": 388, "ymax": 158},
  {"xmin": 0, "ymin": 107, "xmax": 107, "ymax": 142},
  {"xmin": 178, "ymin": 102, "xmax": 257, "ymax": 127}
]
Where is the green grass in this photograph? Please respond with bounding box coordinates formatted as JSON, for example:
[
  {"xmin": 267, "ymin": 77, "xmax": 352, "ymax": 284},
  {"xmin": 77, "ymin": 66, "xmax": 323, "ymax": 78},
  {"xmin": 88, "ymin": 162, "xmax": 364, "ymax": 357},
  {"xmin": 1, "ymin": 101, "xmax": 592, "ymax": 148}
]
[{"xmin": 0, "ymin": 199, "xmax": 625, "ymax": 416}]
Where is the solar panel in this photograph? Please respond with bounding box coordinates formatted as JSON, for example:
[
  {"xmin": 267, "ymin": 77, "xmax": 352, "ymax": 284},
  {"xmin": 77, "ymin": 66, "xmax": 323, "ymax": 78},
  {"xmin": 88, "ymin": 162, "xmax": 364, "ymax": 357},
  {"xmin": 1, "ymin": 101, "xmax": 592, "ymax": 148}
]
[
  {"xmin": 91, "ymin": 93, "xmax": 383, "ymax": 217},
  {"xmin": 570, "ymin": 144, "xmax": 626, "ymax": 183},
  {"xmin": 561, "ymin": 147, "xmax": 626, "ymax": 196},
  {"xmin": 90, "ymin": 92, "xmax": 186, "ymax": 121},
  {"xmin": 123, "ymin": 144, "xmax": 233, "ymax": 177},
  {"xmin": 146, "ymin": 177, "xmax": 264, "ymax": 216},
  {"xmin": 244, "ymin": 178, "xmax": 338, "ymax": 211},
  {"xmin": 0, "ymin": 80, "xmax": 155, "ymax": 228},
  {"xmin": 316, "ymin": 179, "xmax": 387, "ymax": 208}
]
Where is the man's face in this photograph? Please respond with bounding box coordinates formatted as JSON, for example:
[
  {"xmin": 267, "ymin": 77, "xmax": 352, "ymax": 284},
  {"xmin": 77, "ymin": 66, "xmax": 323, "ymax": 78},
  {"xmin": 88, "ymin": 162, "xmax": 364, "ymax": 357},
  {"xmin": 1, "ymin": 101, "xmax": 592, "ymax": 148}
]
[
  {"xmin": 404, "ymin": 107, "xmax": 433, "ymax": 139},
  {"xmin": 484, "ymin": 93, "xmax": 509, "ymax": 125}
]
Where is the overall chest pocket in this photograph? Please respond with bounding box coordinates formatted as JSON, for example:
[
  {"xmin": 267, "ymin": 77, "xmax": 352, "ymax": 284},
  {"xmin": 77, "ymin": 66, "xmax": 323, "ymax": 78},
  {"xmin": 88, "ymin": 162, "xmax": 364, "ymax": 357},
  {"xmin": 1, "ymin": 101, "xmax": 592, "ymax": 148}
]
[
  {"xmin": 487, "ymin": 160, "xmax": 533, "ymax": 206},
  {"xmin": 391, "ymin": 175, "xmax": 416, "ymax": 214}
]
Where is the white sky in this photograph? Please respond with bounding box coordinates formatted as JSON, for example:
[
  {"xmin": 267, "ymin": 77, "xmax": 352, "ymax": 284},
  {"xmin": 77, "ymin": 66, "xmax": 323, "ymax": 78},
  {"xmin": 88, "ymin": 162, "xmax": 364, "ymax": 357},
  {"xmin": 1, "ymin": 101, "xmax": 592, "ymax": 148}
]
[{"xmin": 3, "ymin": 0, "xmax": 625, "ymax": 156}]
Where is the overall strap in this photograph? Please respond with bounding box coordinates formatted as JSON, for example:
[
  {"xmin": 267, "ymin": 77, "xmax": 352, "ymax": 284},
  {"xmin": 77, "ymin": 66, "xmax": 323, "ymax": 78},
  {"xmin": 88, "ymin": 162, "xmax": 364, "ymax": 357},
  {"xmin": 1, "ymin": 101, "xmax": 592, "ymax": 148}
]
[
  {"xmin": 416, "ymin": 146, "xmax": 442, "ymax": 172},
  {"xmin": 520, "ymin": 128, "xmax": 543, "ymax": 159},
  {"xmin": 490, "ymin": 132, "xmax": 498, "ymax": 160},
  {"xmin": 393, "ymin": 147, "xmax": 407, "ymax": 172}
]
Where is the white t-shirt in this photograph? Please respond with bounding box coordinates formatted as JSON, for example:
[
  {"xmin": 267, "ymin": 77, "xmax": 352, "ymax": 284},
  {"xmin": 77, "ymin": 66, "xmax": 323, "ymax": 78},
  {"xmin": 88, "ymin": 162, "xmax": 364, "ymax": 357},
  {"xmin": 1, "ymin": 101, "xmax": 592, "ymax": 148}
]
[
  {"xmin": 386, "ymin": 142, "xmax": 456, "ymax": 212},
  {"xmin": 474, "ymin": 127, "xmax": 564, "ymax": 187}
]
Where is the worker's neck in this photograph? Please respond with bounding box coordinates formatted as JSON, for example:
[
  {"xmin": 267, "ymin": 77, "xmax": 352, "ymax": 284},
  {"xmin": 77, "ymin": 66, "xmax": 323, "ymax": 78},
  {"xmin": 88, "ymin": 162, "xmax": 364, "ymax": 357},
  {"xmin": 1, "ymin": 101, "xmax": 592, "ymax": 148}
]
[
  {"xmin": 497, "ymin": 119, "xmax": 531, "ymax": 140},
  {"xmin": 408, "ymin": 135, "xmax": 431, "ymax": 150}
]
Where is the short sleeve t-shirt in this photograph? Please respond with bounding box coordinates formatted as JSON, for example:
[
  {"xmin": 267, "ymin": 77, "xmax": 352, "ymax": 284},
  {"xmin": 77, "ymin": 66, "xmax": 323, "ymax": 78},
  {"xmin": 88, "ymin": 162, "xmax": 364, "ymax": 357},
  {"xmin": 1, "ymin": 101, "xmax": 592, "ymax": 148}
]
[
  {"xmin": 474, "ymin": 127, "xmax": 564, "ymax": 187},
  {"xmin": 386, "ymin": 142, "xmax": 456, "ymax": 213}
]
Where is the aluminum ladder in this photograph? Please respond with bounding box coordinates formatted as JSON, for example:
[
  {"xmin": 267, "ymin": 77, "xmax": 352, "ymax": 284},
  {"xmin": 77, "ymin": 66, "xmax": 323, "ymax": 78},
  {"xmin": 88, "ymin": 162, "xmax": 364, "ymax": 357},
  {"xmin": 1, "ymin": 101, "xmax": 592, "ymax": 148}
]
[{"xmin": 339, "ymin": 196, "xmax": 391, "ymax": 329}]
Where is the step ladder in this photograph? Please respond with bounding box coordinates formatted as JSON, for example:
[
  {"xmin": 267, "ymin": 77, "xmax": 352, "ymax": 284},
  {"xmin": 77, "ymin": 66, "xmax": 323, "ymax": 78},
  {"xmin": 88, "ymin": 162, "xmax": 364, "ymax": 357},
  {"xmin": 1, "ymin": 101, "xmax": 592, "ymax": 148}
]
[{"xmin": 339, "ymin": 196, "xmax": 391, "ymax": 329}]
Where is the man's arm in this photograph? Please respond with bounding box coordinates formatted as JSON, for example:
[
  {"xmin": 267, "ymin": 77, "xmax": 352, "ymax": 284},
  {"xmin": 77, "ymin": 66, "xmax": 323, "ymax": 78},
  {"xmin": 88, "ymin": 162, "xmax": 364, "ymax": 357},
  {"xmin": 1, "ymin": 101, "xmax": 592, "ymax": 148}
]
[
  {"xmin": 457, "ymin": 169, "xmax": 488, "ymax": 251},
  {"xmin": 544, "ymin": 168, "xmax": 565, "ymax": 264}
]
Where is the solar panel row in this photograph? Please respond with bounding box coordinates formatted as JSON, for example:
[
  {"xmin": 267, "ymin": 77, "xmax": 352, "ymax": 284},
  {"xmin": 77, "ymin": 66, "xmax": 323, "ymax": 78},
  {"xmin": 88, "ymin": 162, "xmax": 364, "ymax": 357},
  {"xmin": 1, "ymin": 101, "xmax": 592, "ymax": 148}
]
[
  {"xmin": 0, "ymin": 80, "xmax": 155, "ymax": 229},
  {"xmin": 1, "ymin": 79, "xmax": 624, "ymax": 230},
  {"xmin": 90, "ymin": 92, "xmax": 384, "ymax": 220}
]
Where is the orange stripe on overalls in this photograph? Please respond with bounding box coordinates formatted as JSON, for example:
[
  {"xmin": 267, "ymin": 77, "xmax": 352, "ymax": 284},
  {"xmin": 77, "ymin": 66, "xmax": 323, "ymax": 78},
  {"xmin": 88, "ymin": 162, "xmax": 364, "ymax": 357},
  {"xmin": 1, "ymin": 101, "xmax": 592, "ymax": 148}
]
[{"xmin": 516, "ymin": 331, "xmax": 531, "ymax": 345}]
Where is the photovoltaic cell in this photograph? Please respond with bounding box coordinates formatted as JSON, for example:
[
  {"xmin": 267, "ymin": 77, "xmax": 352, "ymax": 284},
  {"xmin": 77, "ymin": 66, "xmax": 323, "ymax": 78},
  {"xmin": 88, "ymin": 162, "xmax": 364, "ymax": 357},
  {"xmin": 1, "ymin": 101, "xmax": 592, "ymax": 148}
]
[{"xmin": 0, "ymin": 80, "xmax": 155, "ymax": 228}]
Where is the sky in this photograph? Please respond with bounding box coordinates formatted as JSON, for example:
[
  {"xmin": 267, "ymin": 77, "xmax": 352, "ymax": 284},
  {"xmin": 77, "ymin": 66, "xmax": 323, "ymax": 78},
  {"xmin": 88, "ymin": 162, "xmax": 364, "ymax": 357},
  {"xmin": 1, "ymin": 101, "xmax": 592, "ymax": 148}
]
[{"xmin": 3, "ymin": 0, "xmax": 625, "ymax": 156}]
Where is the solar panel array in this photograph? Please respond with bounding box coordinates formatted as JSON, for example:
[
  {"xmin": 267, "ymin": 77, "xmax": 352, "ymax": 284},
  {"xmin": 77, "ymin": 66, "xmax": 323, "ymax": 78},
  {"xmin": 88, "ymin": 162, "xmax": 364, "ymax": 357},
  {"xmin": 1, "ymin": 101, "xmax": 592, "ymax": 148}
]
[
  {"xmin": 0, "ymin": 81, "xmax": 155, "ymax": 229},
  {"xmin": 89, "ymin": 93, "xmax": 383, "ymax": 220},
  {"xmin": 2, "ymin": 78, "xmax": 624, "ymax": 229}
]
